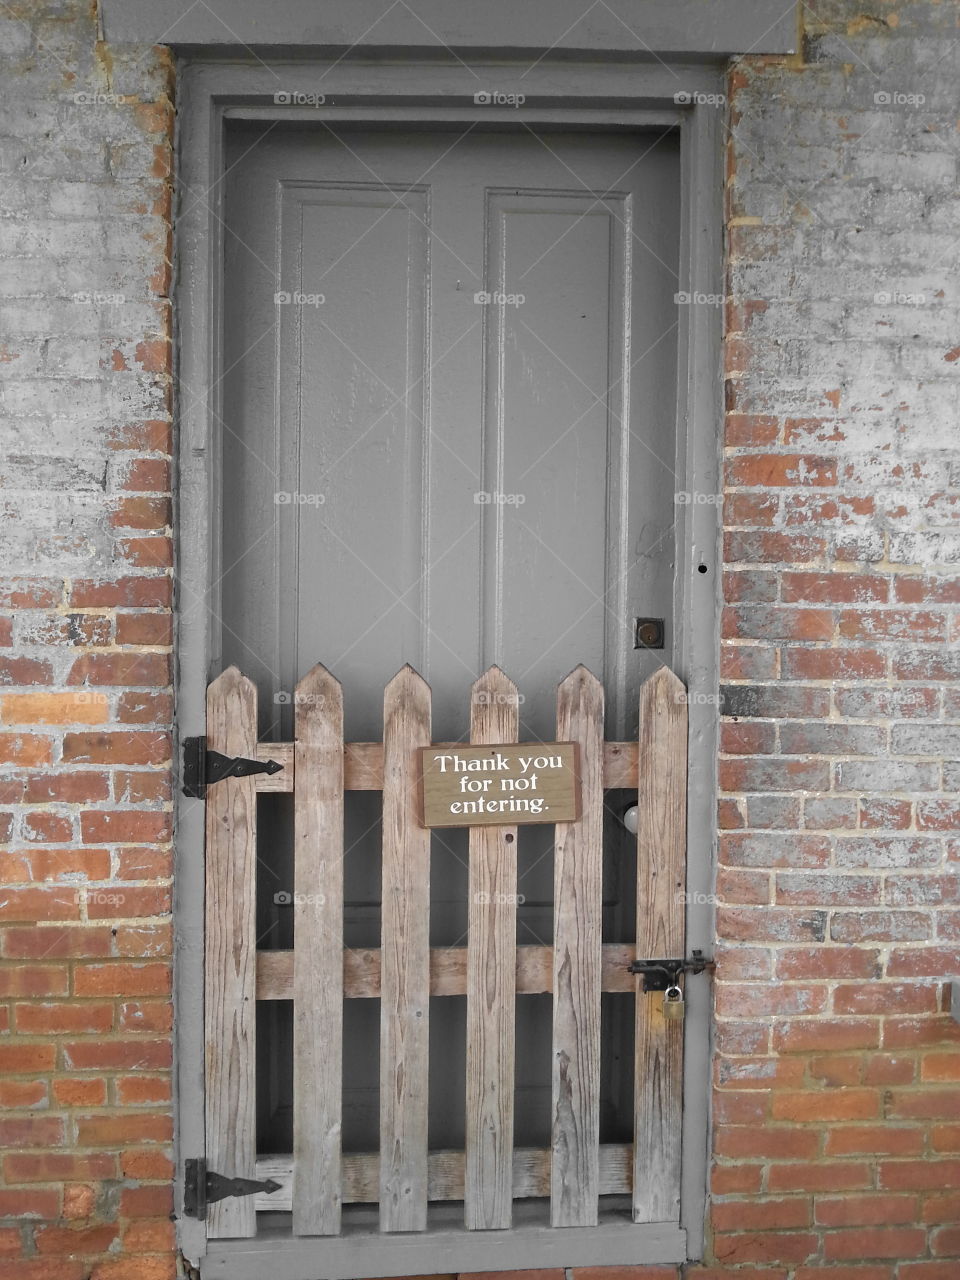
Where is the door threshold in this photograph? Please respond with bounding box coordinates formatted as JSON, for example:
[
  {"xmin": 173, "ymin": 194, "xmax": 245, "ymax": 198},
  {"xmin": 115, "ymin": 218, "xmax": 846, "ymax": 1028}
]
[{"xmin": 199, "ymin": 1203, "xmax": 686, "ymax": 1279}]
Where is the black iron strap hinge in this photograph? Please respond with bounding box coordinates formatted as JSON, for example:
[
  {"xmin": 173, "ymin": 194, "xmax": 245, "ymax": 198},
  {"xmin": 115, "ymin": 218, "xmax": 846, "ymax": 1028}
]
[
  {"xmin": 183, "ymin": 1157, "xmax": 281, "ymax": 1220},
  {"xmin": 629, "ymin": 948, "xmax": 715, "ymax": 992},
  {"xmin": 182, "ymin": 735, "xmax": 283, "ymax": 799}
]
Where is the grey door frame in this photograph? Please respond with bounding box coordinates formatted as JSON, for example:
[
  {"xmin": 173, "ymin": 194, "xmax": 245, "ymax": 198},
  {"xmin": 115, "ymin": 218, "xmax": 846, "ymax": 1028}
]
[{"xmin": 174, "ymin": 56, "xmax": 723, "ymax": 1275}]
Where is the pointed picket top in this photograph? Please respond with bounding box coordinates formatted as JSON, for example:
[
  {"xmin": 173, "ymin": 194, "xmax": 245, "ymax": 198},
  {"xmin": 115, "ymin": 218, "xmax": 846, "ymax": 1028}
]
[
  {"xmin": 295, "ymin": 661, "xmax": 343, "ymax": 708},
  {"xmin": 206, "ymin": 664, "xmax": 256, "ymax": 719},
  {"xmin": 557, "ymin": 664, "xmax": 604, "ymax": 708},
  {"xmin": 470, "ymin": 665, "xmax": 520, "ymax": 744},
  {"xmin": 384, "ymin": 663, "xmax": 431, "ymax": 703},
  {"xmin": 206, "ymin": 666, "xmax": 258, "ymax": 761},
  {"xmin": 639, "ymin": 665, "xmax": 687, "ymax": 719}
]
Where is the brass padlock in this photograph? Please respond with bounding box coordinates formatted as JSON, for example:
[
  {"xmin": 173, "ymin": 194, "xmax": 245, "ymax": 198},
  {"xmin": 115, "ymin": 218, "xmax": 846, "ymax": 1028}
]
[{"xmin": 663, "ymin": 983, "xmax": 685, "ymax": 1021}]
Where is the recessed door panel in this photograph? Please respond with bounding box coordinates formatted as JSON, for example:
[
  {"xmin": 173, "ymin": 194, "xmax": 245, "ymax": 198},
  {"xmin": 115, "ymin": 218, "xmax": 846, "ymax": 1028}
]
[{"xmin": 221, "ymin": 122, "xmax": 681, "ymax": 1161}]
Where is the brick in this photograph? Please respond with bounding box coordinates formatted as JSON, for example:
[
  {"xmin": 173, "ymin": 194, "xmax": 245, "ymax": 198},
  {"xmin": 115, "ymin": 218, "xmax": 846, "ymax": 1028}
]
[
  {"xmin": 815, "ymin": 1194, "xmax": 920, "ymax": 1227},
  {"xmin": 886, "ymin": 1089, "xmax": 960, "ymax": 1121},
  {"xmin": 804, "ymin": 796, "xmax": 857, "ymax": 829},
  {"xmin": 35, "ymin": 1225, "xmax": 120, "ymax": 1255},
  {"xmin": 715, "ymin": 1128, "xmax": 820, "ymax": 1161},
  {"xmin": 0, "ymin": 1079, "xmax": 48, "ymax": 1108},
  {"xmin": 768, "ymin": 1163, "xmax": 873, "ymax": 1193},
  {"xmin": 773, "ymin": 1018, "xmax": 880, "ymax": 1053},
  {"xmin": 824, "ymin": 1226, "xmax": 927, "ymax": 1260},
  {"xmin": 776, "ymin": 947, "xmax": 881, "ymax": 980},
  {"xmin": 839, "ymin": 608, "xmax": 946, "ymax": 642},
  {"xmin": 712, "ymin": 1165, "xmax": 764, "ymax": 1195},
  {"xmin": 720, "ymin": 833, "xmax": 831, "ymax": 868},
  {"xmin": 712, "ymin": 1230, "xmax": 818, "ymax": 1265},
  {"xmin": 932, "ymin": 1224, "xmax": 960, "ymax": 1254},
  {"xmin": 724, "ymin": 682, "xmax": 833, "ymax": 719},
  {"xmin": 0, "ymin": 1117, "xmax": 65, "ymax": 1147},
  {"xmin": 745, "ymin": 794, "xmax": 803, "ymax": 829},
  {"xmin": 921, "ymin": 1191, "xmax": 960, "ymax": 1224},
  {"xmin": 719, "ymin": 757, "xmax": 831, "ymax": 792},
  {"xmin": 931, "ymin": 1126, "xmax": 960, "ymax": 1153},
  {"xmin": 79, "ymin": 810, "xmax": 171, "ymax": 844},
  {"xmin": 0, "ymin": 887, "xmax": 79, "ymax": 922},
  {"xmin": 113, "ymin": 771, "xmax": 171, "ymax": 804},
  {"xmin": 782, "ymin": 572, "xmax": 888, "ymax": 603},
  {"xmin": 776, "ymin": 873, "xmax": 880, "ymax": 906},
  {"xmin": 922, "ymin": 1054, "xmax": 960, "ymax": 1082},
  {"xmin": 720, "ymin": 719, "xmax": 776, "ymax": 753},
  {"xmin": 89, "ymin": 1262, "xmax": 176, "ymax": 1280},
  {"xmin": 1, "ymin": 692, "xmax": 109, "ymax": 725},
  {"xmin": 70, "ymin": 577, "xmax": 171, "ymax": 608},
  {"xmin": 52, "ymin": 1077, "xmax": 107, "ymax": 1107},
  {"xmin": 726, "ymin": 453, "xmax": 836, "ymax": 487},
  {"xmin": 74, "ymin": 963, "xmax": 170, "ymax": 997},
  {"xmin": 61, "ymin": 731, "xmax": 170, "ymax": 765},
  {"xmin": 120, "ymin": 1149, "xmax": 174, "ymax": 1180},
  {"xmin": 834, "ymin": 983, "xmax": 938, "ymax": 1015},
  {"xmin": 0, "ymin": 1190, "xmax": 62, "ymax": 1220},
  {"xmin": 860, "ymin": 798, "xmax": 912, "ymax": 830},
  {"xmin": 716, "ymin": 866, "xmax": 770, "ymax": 905},
  {"xmin": 721, "ymin": 645, "xmax": 778, "ymax": 679},
  {"xmin": 725, "ymin": 531, "xmax": 827, "ymax": 564},
  {"xmin": 723, "ymin": 605, "xmax": 834, "ymax": 641},
  {"xmin": 772, "ymin": 1088, "xmax": 879, "ymax": 1122},
  {"xmin": 85, "ymin": 884, "xmax": 171, "ymax": 920},
  {"xmin": 718, "ymin": 907, "xmax": 827, "ymax": 943},
  {"xmin": 115, "ymin": 612, "xmax": 172, "ymax": 646},
  {"xmin": 1, "ymin": 926, "xmax": 113, "ymax": 959},
  {"xmin": 118, "ymin": 690, "xmax": 175, "ymax": 725},
  {"xmin": 23, "ymin": 772, "xmax": 111, "ymax": 803},
  {"xmin": 63, "ymin": 1039, "xmax": 171, "ymax": 1071},
  {"xmin": 0, "ymin": 734, "xmax": 54, "ymax": 766},
  {"xmin": 15, "ymin": 1002, "xmax": 113, "ymax": 1034},
  {"xmin": 835, "ymin": 837, "xmax": 942, "ymax": 868},
  {"xmin": 0, "ymin": 964, "xmax": 68, "ymax": 997},
  {"xmin": 879, "ymin": 1161, "xmax": 960, "ymax": 1191},
  {"xmin": 74, "ymin": 1113, "xmax": 172, "ymax": 1146},
  {"xmin": 723, "ymin": 569, "xmax": 779, "ymax": 601},
  {"xmin": 836, "ymin": 687, "xmax": 939, "ymax": 720},
  {"xmin": 827, "ymin": 1126, "xmax": 924, "ymax": 1158},
  {"xmin": 21, "ymin": 811, "xmax": 74, "ymax": 843},
  {"xmin": 781, "ymin": 647, "xmax": 887, "ymax": 679},
  {"xmin": 886, "ymin": 875, "xmax": 960, "ymax": 907},
  {"xmin": 67, "ymin": 652, "xmax": 170, "ymax": 687},
  {"xmin": 711, "ymin": 1198, "xmax": 812, "ymax": 1231}
]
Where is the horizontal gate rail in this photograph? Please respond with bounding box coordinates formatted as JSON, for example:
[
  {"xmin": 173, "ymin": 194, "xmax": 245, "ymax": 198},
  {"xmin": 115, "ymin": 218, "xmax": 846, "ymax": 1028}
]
[
  {"xmin": 200, "ymin": 662, "xmax": 689, "ymax": 1240},
  {"xmin": 255, "ymin": 943, "xmax": 638, "ymax": 999},
  {"xmin": 254, "ymin": 1144, "xmax": 633, "ymax": 1210},
  {"xmin": 252, "ymin": 740, "xmax": 640, "ymax": 790}
]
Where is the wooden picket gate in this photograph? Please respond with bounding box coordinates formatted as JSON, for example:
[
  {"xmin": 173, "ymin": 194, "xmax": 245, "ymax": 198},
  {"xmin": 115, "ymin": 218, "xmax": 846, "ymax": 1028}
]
[{"xmin": 201, "ymin": 662, "xmax": 688, "ymax": 1240}]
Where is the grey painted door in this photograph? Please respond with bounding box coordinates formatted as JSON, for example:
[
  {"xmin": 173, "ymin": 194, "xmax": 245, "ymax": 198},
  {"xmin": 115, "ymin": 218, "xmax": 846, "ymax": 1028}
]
[{"xmin": 221, "ymin": 123, "xmax": 680, "ymax": 1160}]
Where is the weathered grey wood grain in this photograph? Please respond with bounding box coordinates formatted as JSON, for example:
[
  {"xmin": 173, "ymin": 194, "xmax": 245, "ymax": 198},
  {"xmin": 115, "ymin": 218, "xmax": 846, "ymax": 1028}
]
[
  {"xmin": 551, "ymin": 667, "xmax": 604, "ymax": 1226},
  {"xmin": 256, "ymin": 943, "xmax": 636, "ymax": 1000},
  {"xmin": 204, "ymin": 668, "xmax": 259, "ymax": 1239},
  {"xmin": 255, "ymin": 1143, "xmax": 633, "ymax": 1210},
  {"xmin": 465, "ymin": 667, "xmax": 519, "ymax": 1230},
  {"xmin": 293, "ymin": 665, "xmax": 344, "ymax": 1235},
  {"xmin": 633, "ymin": 668, "xmax": 687, "ymax": 1224},
  {"xmin": 255, "ymin": 740, "xmax": 640, "ymax": 791},
  {"xmin": 379, "ymin": 666, "xmax": 432, "ymax": 1231}
]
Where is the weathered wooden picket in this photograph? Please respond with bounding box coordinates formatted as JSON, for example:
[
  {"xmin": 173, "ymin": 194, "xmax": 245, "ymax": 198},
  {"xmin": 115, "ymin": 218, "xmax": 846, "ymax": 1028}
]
[{"xmin": 203, "ymin": 662, "xmax": 687, "ymax": 1239}]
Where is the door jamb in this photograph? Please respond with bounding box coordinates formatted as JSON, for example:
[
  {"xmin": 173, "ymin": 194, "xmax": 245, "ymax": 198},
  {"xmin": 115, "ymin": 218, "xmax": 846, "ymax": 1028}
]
[{"xmin": 173, "ymin": 56, "xmax": 724, "ymax": 1270}]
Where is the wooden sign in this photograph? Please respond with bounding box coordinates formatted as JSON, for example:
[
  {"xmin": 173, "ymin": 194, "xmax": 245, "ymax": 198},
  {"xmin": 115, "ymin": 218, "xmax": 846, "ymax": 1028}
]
[{"xmin": 419, "ymin": 742, "xmax": 580, "ymax": 828}]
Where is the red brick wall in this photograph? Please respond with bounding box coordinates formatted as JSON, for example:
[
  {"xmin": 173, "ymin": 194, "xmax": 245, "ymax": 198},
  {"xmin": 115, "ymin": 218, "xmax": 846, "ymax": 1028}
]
[
  {"xmin": 0, "ymin": 2, "xmax": 175, "ymax": 1277},
  {"xmin": 1, "ymin": 1, "xmax": 958, "ymax": 1279},
  {"xmin": 707, "ymin": 0, "xmax": 960, "ymax": 1273}
]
